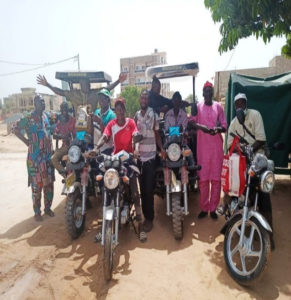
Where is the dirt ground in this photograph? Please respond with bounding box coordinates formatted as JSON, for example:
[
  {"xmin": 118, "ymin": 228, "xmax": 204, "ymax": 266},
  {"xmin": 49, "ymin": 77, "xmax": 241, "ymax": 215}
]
[{"xmin": 0, "ymin": 124, "xmax": 291, "ymax": 300}]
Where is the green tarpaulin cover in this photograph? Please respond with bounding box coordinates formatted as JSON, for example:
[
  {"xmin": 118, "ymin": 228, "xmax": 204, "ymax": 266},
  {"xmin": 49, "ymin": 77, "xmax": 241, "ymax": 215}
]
[{"xmin": 225, "ymin": 72, "xmax": 291, "ymax": 168}]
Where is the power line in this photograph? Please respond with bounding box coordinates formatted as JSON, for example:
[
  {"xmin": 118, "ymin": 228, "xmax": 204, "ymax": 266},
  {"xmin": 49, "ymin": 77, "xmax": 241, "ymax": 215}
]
[
  {"xmin": 0, "ymin": 59, "xmax": 43, "ymax": 66},
  {"xmin": 0, "ymin": 55, "xmax": 79, "ymax": 77}
]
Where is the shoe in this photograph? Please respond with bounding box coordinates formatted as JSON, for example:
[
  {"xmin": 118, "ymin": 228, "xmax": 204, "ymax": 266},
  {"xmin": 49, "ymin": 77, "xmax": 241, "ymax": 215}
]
[
  {"xmin": 210, "ymin": 211, "xmax": 218, "ymax": 220},
  {"xmin": 198, "ymin": 211, "xmax": 208, "ymax": 219},
  {"xmin": 34, "ymin": 213, "xmax": 43, "ymax": 222},
  {"xmin": 138, "ymin": 222, "xmax": 147, "ymax": 243},
  {"xmin": 44, "ymin": 209, "xmax": 55, "ymax": 217},
  {"xmin": 143, "ymin": 219, "xmax": 153, "ymax": 233}
]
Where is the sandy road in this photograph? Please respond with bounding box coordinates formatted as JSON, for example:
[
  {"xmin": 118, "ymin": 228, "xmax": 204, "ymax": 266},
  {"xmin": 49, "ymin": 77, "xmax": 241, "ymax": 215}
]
[{"xmin": 0, "ymin": 130, "xmax": 291, "ymax": 300}]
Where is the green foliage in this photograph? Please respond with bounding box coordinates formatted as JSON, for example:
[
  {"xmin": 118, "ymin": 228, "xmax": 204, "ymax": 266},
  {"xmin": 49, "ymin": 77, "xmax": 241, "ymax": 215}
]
[
  {"xmin": 120, "ymin": 86, "xmax": 142, "ymax": 118},
  {"xmin": 204, "ymin": 0, "xmax": 291, "ymax": 57}
]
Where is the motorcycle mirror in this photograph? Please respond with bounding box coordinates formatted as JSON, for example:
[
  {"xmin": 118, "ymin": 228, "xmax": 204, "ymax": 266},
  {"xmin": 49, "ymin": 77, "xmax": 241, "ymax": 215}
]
[
  {"xmin": 133, "ymin": 133, "xmax": 143, "ymax": 143},
  {"xmin": 191, "ymin": 102, "xmax": 197, "ymax": 116},
  {"xmin": 236, "ymin": 108, "xmax": 245, "ymax": 125},
  {"xmin": 273, "ymin": 142, "xmax": 285, "ymax": 151}
]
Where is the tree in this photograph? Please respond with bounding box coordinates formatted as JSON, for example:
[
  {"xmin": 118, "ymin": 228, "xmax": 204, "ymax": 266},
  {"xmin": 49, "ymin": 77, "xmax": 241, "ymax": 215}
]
[
  {"xmin": 204, "ymin": 0, "xmax": 291, "ymax": 57},
  {"xmin": 120, "ymin": 86, "xmax": 142, "ymax": 118}
]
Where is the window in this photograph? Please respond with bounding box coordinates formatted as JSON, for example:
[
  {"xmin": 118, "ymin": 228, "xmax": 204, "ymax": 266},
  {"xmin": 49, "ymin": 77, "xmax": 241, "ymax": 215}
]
[{"xmin": 122, "ymin": 66, "xmax": 129, "ymax": 72}]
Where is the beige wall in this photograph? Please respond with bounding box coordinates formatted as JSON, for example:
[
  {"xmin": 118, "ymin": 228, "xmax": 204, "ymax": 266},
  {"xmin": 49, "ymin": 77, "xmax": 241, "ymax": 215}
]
[
  {"xmin": 214, "ymin": 56, "xmax": 291, "ymax": 103},
  {"xmin": 4, "ymin": 88, "xmax": 62, "ymax": 114}
]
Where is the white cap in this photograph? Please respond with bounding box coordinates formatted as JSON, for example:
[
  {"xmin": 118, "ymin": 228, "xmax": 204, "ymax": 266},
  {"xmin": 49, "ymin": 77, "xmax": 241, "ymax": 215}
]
[{"xmin": 234, "ymin": 93, "xmax": 247, "ymax": 102}]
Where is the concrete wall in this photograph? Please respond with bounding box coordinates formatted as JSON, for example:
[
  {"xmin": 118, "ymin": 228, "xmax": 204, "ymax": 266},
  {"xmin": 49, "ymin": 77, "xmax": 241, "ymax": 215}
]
[{"xmin": 214, "ymin": 56, "xmax": 291, "ymax": 103}]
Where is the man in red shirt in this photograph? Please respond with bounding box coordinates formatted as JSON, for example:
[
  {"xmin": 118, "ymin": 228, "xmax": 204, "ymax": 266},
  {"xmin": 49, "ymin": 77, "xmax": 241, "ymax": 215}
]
[
  {"xmin": 94, "ymin": 98, "xmax": 146, "ymax": 242},
  {"xmin": 51, "ymin": 102, "xmax": 76, "ymax": 176}
]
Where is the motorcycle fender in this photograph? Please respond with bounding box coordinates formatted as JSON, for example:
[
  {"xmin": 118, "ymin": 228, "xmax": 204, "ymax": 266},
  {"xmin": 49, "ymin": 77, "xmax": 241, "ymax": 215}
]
[
  {"xmin": 105, "ymin": 208, "xmax": 114, "ymax": 221},
  {"xmin": 248, "ymin": 210, "xmax": 272, "ymax": 233},
  {"xmin": 220, "ymin": 209, "xmax": 243, "ymax": 235},
  {"xmin": 66, "ymin": 182, "xmax": 82, "ymax": 195},
  {"xmin": 171, "ymin": 180, "xmax": 182, "ymax": 193}
]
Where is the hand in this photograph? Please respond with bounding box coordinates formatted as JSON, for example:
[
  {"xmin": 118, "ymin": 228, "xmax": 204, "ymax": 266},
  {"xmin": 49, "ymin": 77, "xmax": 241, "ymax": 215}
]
[
  {"xmin": 209, "ymin": 128, "xmax": 216, "ymax": 136},
  {"xmin": 88, "ymin": 149, "xmax": 97, "ymax": 158},
  {"xmin": 37, "ymin": 74, "xmax": 48, "ymax": 86},
  {"xmin": 133, "ymin": 149, "xmax": 139, "ymax": 159},
  {"xmin": 92, "ymin": 114, "xmax": 102, "ymax": 125},
  {"xmin": 119, "ymin": 72, "xmax": 127, "ymax": 83}
]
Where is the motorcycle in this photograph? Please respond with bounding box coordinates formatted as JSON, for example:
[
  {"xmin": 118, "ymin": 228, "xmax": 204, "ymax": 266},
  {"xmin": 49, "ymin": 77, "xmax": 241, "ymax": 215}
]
[
  {"xmin": 63, "ymin": 134, "xmax": 97, "ymax": 239},
  {"xmin": 156, "ymin": 126, "xmax": 200, "ymax": 240},
  {"xmin": 220, "ymin": 109, "xmax": 275, "ymax": 285},
  {"xmin": 96, "ymin": 142, "xmax": 141, "ymax": 281}
]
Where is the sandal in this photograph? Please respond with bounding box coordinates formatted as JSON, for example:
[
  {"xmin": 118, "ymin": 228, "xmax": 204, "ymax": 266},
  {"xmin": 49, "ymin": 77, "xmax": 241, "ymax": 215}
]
[
  {"xmin": 44, "ymin": 209, "xmax": 55, "ymax": 217},
  {"xmin": 138, "ymin": 222, "xmax": 147, "ymax": 243}
]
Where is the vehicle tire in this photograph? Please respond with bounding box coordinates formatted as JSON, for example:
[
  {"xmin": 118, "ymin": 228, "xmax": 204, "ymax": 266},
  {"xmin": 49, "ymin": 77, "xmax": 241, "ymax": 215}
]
[
  {"xmin": 172, "ymin": 192, "xmax": 183, "ymax": 240},
  {"xmin": 224, "ymin": 216, "xmax": 271, "ymax": 286},
  {"xmin": 65, "ymin": 189, "xmax": 85, "ymax": 239},
  {"xmin": 103, "ymin": 220, "xmax": 114, "ymax": 281}
]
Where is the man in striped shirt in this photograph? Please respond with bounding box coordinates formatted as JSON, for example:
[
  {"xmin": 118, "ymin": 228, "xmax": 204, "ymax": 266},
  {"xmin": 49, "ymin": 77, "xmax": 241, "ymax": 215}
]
[{"xmin": 135, "ymin": 90, "xmax": 166, "ymax": 232}]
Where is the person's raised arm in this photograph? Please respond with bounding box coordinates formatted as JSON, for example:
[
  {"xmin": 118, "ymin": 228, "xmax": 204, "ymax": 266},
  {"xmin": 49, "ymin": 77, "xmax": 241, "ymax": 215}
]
[
  {"xmin": 105, "ymin": 73, "xmax": 127, "ymax": 91},
  {"xmin": 37, "ymin": 75, "xmax": 66, "ymax": 96}
]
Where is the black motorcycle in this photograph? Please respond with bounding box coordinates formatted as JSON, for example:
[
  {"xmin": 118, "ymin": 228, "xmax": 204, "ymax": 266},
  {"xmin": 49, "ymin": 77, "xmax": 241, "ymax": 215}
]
[
  {"xmin": 63, "ymin": 134, "xmax": 97, "ymax": 239},
  {"xmin": 219, "ymin": 110, "xmax": 275, "ymax": 285},
  {"xmin": 96, "ymin": 148, "xmax": 141, "ymax": 281}
]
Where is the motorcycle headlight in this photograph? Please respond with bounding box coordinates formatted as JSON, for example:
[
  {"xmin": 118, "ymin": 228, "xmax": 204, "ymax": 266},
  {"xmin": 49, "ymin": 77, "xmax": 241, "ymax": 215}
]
[
  {"xmin": 104, "ymin": 168, "xmax": 119, "ymax": 190},
  {"xmin": 167, "ymin": 143, "xmax": 181, "ymax": 162},
  {"xmin": 253, "ymin": 153, "xmax": 268, "ymax": 173},
  {"xmin": 68, "ymin": 145, "xmax": 81, "ymax": 163},
  {"xmin": 260, "ymin": 171, "xmax": 275, "ymax": 193}
]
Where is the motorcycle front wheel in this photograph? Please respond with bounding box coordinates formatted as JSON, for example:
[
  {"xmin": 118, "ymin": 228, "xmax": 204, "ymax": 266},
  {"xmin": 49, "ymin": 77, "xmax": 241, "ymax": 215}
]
[
  {"xmin": 103, "ymin": 220, "xmax": 114, "ymax": 281},
  {"xmin": 224, "ymin": 216, "xmax": 271, "ymax": 286},
  {"xmin": 65, "ymin": 189, "xmax": 86, "ymax": 239},
  {"xmin": 172, "ymin": 192, "xmax": 183, "ymax": 240}
]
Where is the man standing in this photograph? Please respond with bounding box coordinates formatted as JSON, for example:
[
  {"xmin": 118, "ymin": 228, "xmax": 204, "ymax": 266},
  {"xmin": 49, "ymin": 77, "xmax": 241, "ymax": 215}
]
[
  {"xmin": 93, "ymin": 88, "xmax": 116, "ymax": 154},
  {"xmin": 190, "ymin": 81, "xmax": 227, "ymax": 219},
  {"xmin": 51, "ymin": 102, "xmax": 75, "ymax": 177},
  {"xmin": 227, "ymin": 93, "xmax": 275, "ymax": 249},
  {"xmin": 37, "ymin": 73, "xmax": 127, "ymax": 113},
  {"xmin": 135, "ymin": 90, "xmax": 165, "ymax": 232},
  {"xmin": 14, "ymin": 95, "xmax": 55, "ymax": 221}
]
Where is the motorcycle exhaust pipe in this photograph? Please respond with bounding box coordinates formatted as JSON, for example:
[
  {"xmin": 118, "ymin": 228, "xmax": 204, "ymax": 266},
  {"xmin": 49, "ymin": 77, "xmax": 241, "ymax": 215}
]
[
  {"xmin": 183, "ymin": 183, "xmax": 189, "ymax": 215},
  {"xmin": 166, "ymin": 185, "xmax": 171, "ymax": 216}
]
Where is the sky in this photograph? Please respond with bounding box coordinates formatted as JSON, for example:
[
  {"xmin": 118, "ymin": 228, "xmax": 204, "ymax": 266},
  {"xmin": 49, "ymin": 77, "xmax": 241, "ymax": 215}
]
[{"xmin": 0, "ymin": 0, "xmax": 286, "ymax": 102}]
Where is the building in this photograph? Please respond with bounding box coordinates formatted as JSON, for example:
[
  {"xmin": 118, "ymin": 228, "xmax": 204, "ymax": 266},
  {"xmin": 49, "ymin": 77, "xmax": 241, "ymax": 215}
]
[
  {"xmin": 3, "ymin": 88, "xmax": 62, "ymax": 114},
  {"xmin": 214, "ymin": 56, "xmax": 291, "ymax": 104},
  {"xmin": 120, "ymin": 49, "xmax": 170, "ymax": 97}
]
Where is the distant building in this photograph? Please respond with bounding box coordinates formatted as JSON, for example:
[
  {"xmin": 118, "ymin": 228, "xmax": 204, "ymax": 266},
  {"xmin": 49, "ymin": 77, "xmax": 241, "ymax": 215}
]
[
  {"xmin": 3, "ymin": 88, "xmax": 62, "ymax": 114},
  {"xmin": 120, "ymin": 49, "xmax": 170, "ymax": 97},
  {"xmin": 214, "ymin": 56, "xmax": 291, "ymax": 105}
]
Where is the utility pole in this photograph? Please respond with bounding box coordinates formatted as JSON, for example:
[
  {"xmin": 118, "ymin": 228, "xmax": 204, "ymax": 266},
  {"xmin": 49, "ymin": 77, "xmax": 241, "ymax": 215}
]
[{"xmin": 76, "ymin": 54, "xmax": 80, "ymax": 71}]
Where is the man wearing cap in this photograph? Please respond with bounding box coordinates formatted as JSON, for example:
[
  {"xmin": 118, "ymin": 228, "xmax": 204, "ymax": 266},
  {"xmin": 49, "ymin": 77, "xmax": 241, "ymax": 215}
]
[
  {"xmin": 94, "ymin": 97, "xmax": 147, "ymax": 242},
  {"xmin": 92, "ymin": 88, "xmax": 115, "ymax": 154},
  {"xmin": 227, "ymin": 93, "xmax": 275, "ymax": 249},
  {"xmin": 189, "ymin": 81, "xmax": 227, "ymax": 220},
  {"xmin": 227, "ymin": 93, "xmax": 267, "ymax": 152}
]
